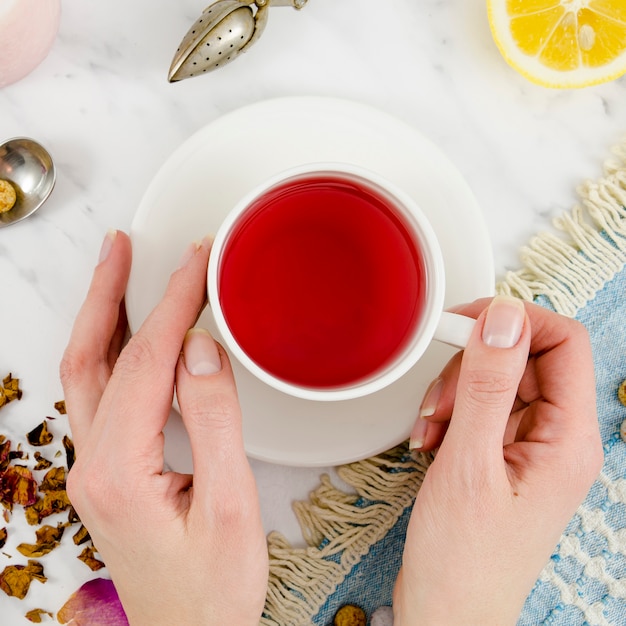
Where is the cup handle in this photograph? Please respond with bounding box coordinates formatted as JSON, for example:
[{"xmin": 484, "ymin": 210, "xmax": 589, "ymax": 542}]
[{"xmin": 433, "ymin": 311, "xmax": 476, "ymax": 349}]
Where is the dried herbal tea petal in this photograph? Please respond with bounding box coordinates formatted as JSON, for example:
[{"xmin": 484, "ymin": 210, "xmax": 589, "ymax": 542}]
[
  {"xmin": 72, "ymin": 524, "xmax": 90, "ymax": 545},
  {"xmin": 1, "ymin": 465, "xmax": 38, "ymax": 508},
  {"xmin": 27, "ymin": 421, "xmax": 53, "ymax": 447},
  {"xmin": 17, "ymin": 524, "xmax": 65, "ymax": 558},
  {"xmin": 24, "ymin": 502, "xmax": 42, "ymax": 526},
  {"xmin": 9, "ymin": 449, "xmax": 26, "ymax": 462},
  {"xmin": 0, "ymin": 374, "xmax": 22, "ymax": 406},
  {"xmin": 33, "ymin": 452, "xmax": 52, "ymax": 471},
  {"xmin": 0, "ymin": 373, "xmax": 22, "ymax": 408},
  {"xmin": 63, "ymin": 435, "xmax": 75, "ymax": 470},
  {"xmin": 0, "ymin": 527, "xmax": 7, "ymax": 549},
  {"xmin": 54, "ymin": 400, "xmax": 66, "ymax": 414},
  {"xmin": 4, "ymin": 374, "xmax": 22, "ymax": 398},
  {"xmin": 78, "ymin": 546, "xmax": 105, "ymax": 571},
  {"xmin": 67, "ymin": 505, "xmax": 80, "ymax": 525},
  {"xmin": 618, "ymin": 379, "xmax": 626, "ymax": 407},
  {"xmin": 0, "ymin": 438, "xmax": 11, "ymax": 472},
  {"xmin": 39, "ymin": 466, "xmax": 65, "ymax": 492},
  {"xmin": 25, "ymin": 490, "xmax": 71, "ymax": 525},
  {"xmin": 25, "ymin": 608, "xmax": 54, "ymax": 623},
  {"xmin": 0, "ymin": 560, "xmax": 47, "ymax": 599}
]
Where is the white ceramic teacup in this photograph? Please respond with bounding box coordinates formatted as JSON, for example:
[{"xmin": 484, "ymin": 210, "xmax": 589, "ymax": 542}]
[{"xmin": 207, "ymin": 162, "xmax": 475, "ymax": 401}]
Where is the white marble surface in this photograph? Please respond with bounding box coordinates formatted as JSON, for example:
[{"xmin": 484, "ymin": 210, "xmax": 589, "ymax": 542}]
[{"xmin": 1, "ymin": 0, "xmax": 626, "ymax": 621}]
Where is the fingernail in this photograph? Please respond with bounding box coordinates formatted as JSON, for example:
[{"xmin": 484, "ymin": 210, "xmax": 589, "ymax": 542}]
[
  {"xmin": 409, "ymin": 378, "xmax": 443, "ymax": 450},
  {"xmin": 482, "ymin": 295, "xmax": 525, "ymax": 348},
  {"xmin": 177, "ymin": 241, "xmax": 200, "ymax": 269},
  {"xmin": 419, "ymin": 377, "xmax": 443, "ymax": 419},
  {"xmin": 183, "ymin": 328, "xmax": 222, "ymax": 376},
  {"xmin": 98, "ymin": 229, "xmax": 117, "ymax": 264},
  {"xmin": 200, "ymin": 234, "xmax": 213, "ymax": 251},
  {"xmin": 409, "ymin": 418, "xmax": 428, "ymax": 451},
  {"xmin": 176, "ymin": 236, "xmax": 213, "ymax": 269}
]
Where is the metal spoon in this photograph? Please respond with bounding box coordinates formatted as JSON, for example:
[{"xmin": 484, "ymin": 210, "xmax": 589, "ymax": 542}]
[
  {"xmin": 0, "ymin": 138, "xmax": 56, "ymax": 228},
  {"xmin": 168, "ymin": 0, "xmax": 307, "ymax": 82}
]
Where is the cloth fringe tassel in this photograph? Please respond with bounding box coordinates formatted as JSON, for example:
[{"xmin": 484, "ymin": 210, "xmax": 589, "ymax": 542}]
[
  {"xmin": 498, "ymin": 140, "xmax": 626, "ymax": 314},
  {"xmin": 262, "ymin": 448, "xmax": 433, "ymax": 625},
  {"xmin": 261, "ymin": 139, "xmax": 626, "ymax": 625}
]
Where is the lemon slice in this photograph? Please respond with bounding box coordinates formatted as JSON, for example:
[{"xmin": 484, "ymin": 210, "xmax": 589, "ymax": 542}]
[{"xmin": 487, "ymin": 0, "xmax": 626, "ymax": 88}]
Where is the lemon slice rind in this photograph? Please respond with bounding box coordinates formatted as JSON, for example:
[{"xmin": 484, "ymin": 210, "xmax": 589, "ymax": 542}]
[{"xmin": 487, "ymin": 0, "xmax": 626, "ymax": 89}]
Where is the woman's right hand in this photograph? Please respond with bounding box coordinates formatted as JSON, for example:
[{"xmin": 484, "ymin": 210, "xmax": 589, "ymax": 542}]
[{"xmin": 395, "ymin": 296, "xmax": 603, "ymax": 625}]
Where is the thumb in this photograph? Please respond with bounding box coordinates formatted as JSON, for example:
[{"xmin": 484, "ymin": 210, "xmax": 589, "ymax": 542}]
[
  {"xmin": 440, "ymin": 296, "xmax": 530, "ymax": 461},
  {"xmin": 176, "ymin": 328, "xmax": 249, "ymax": 492}
]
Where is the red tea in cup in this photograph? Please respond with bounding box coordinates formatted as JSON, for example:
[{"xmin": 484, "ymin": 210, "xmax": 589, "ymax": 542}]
[{"xmin": 216, "ymin": 172, "xmax": 427, "ymax": 389}]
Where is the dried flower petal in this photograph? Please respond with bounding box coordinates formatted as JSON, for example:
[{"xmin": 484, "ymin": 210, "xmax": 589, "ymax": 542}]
[
  {"xmin": 27, "ymin": 422, "xmax": 53, "ymax": 447},
  {"xmin": 54, "ymin": 400, "xmax": 67, "ymax": 414},
  {"xmin": 1, "ymin": 465, "xmax": 38, "ymax": 508},
  {"xmin": 0, "ymin": 373, "xmax": 22, "ymax": 408},
  {"xmin": 77, "ymin": 545, "xmax": 105, "ymax": 571},
  {"xmin": 17, "ymin": 524, "xmax": 65, "ymax": 558},
  {"xmin": 63, "ymin": 436, "xmax": 75, "ymax": 470},
  {"xmin": 33, "ymin": 452, "xmax": 52, "ymax": 471},
  {"xmin": 25, "ymin": 608, "xmax": 53, "ymax": 623},
  {"xmin": 67, "ymin": 506, "xmax": 80, "ymax": 524},
  {"xmin": 0, "ymin": 439, "xmax": 11, "ymax": 472},
  {"xmin": 72, "ymin": 524, "xmax": 90, "ymax": 545},
  {"xmin": 25, "ymin": 491, "xmax": 71, "ymax": 525},
  {"xmin": 57, "ymin": 578, "xmax": 129, "ymax": 625},
  {"xmin": 39, "ymin": 467, "xmax": 65, "ymax": 492},
  {"xmin": 9, "ymin": 449, "xmax": 26, "ymax": 461},
  {"xmin": 0, "ymin": 560, "xmax": 46, "ymax": 599},
  {"xmin": 0, "ymin": 527, "xmax": 7, "ymax": 549}
]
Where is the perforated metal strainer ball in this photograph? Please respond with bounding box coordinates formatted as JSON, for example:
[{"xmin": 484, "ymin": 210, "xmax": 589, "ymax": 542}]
[{"xmin": 168, "ymin": 0, "xmax": 308, "ymax": 81}]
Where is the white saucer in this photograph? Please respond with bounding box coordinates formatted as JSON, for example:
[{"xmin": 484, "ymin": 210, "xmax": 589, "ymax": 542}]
[{"xmin": 126, "ymin": 96, "xmax": 494, "ymax": 468}]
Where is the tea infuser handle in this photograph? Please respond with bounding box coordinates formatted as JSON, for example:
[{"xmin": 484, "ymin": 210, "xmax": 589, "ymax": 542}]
[
  {"xmin": 433, "ymin": 311, "xmax": 476, "ymax": 349},
  {"xmin": 263, "ymin": 0, "xmax": 308, "ymax": 7}
]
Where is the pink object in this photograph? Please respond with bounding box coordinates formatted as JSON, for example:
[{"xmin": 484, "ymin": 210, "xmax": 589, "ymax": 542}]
[
  {"xmin": 0, "ymin": 0, "xmax": 61, "ymax": 88},
  {"xmin": 57, "ymin": 578, "xmax": 129, "ymax": 625}
]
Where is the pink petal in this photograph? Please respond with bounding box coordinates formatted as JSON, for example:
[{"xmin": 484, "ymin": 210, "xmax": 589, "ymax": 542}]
[{"xmin": 57, "ymin": 578, "xmax": 128, "ymax": 625}]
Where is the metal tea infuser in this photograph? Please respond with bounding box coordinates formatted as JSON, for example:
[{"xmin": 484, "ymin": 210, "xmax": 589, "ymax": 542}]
[{"xmin": 168, "ymin": 0, "xmax": 308, "ymax": 81}]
